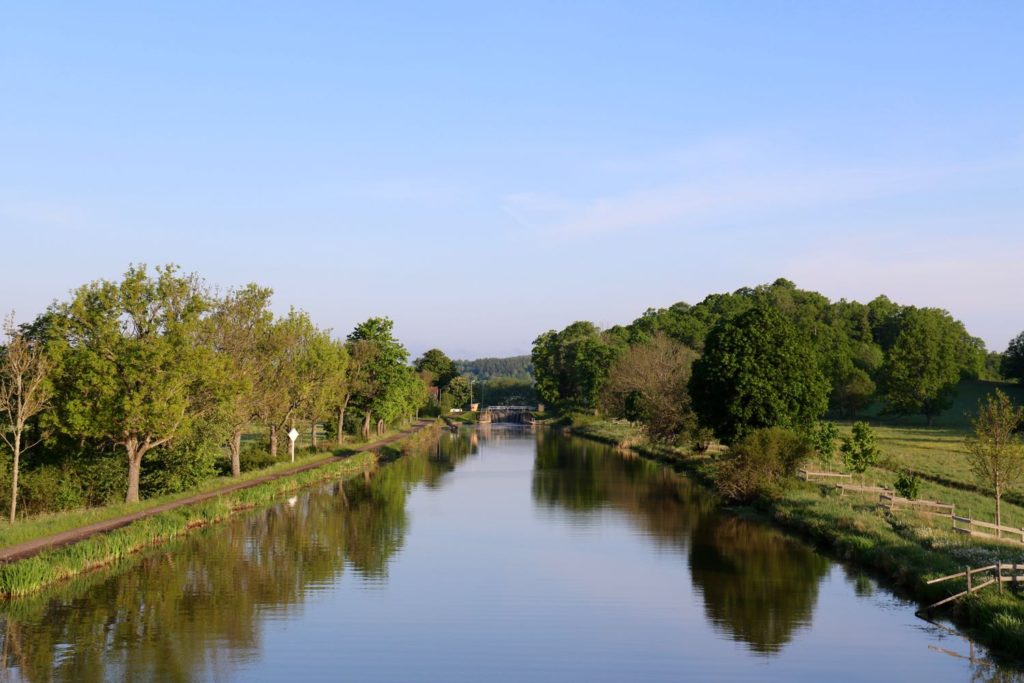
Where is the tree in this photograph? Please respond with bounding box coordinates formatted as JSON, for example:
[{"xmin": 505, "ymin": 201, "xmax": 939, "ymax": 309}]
[
  {"xmin": 600, "ymin": 333, "xmax": 699, "ymax": 444},
  {"xmin": 0, "ymin": 314, "xmax": 52, "ymax": 522},
  {"xmin": 207, "ymin": 284, "xmax": 274, "ymax": 477},
  {"xmin": 690, "ymin": 304, "xmax": 829, "ymax": 443},
  {"xmin": 347, "ymin": 318, "xmax": 409, "ymax": 438},
  {"xmin": 531, "ymin": 322, "xmax": 620, "ymax": 411},
  {"xmin": 1003, "ymin": 331, "xmax": 1024, "ymax": 383},
  {"xmin": 879, "ymin": 308, "xmax": 966, "ymax": 425},
  {"xmin": 47, "ymin": 265, "xmax": 219, "ymax": 503},
  {"xmin": 812, "ymin": 421, "xmax": 840, "ymax": 471},
  {"xmin": 445, "ymin": 375, "xmax": 471, "ymax": 408},
  {"xmin": 841, "ymin": 422, "xmax": 880, "ymax": 476},
  {"xmin": 414, "ymin": 349, "xmax": 458, "ymax": 390},
  {"xmin": 832, "ymin": 367, "xmax": 876, "ymax": 417},
  {"xmin": 965, "ymin": 390, "xmax": 1024, "ymax": 535}
]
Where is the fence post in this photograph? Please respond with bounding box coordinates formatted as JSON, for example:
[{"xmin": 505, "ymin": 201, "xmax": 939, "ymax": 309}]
[
  {"xmin": 966, "ymin": 566, "xmax": 973, "ymax": 593},
  {"xmin": 998, "ymin": 561, "xmax": 1003, "ymax": 595}
]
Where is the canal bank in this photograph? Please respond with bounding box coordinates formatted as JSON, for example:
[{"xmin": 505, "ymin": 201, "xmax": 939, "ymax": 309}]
[
  {"xmin": 560, "ymin": 417, "xmax": 1024, "ymax": 663},
  {"xmin": 0, "ymin": 420, "xmax": 441, "ymax": 597}
]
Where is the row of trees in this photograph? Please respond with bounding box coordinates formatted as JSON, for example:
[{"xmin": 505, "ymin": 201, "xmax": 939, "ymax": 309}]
[
  {"xmin": 532, "ymin": 279, "xmax": 1001, "ymax": 444},
  {"xmin": 0, "ymin": 265, "xmax": 430, "ymax": 514}
]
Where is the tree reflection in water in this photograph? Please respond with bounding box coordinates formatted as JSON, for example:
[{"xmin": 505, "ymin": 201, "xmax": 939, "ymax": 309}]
[
  {"xmin": 532, "ymin": 429, "xmax": 829, "ymax": 656},
  {"xmin": 0, "ymin": 430, "xmax": 470, "ymax": 683}
]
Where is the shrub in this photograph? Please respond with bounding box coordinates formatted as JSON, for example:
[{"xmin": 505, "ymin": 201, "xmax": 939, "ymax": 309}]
[
  {"xmin": 19, "ymin": 464, "xmax": 86, "ymax": 515},
  {"xmin": 692, "ymin": 427, "xmax": 715, "ymax": 454},
  {"xmin": 79, "ymin": 453, "xmax": 129, "ymax": 506},
  {"xmin": 141, "ymin": 442, "xmax": 219, "ymax": 497},
  {"xmin": 894, "ymin": 471, "xmax": 921, "ymax": 500},
  {"xmin": 713, "ymin": 427, "xmax": 813, "ymax": 502}
]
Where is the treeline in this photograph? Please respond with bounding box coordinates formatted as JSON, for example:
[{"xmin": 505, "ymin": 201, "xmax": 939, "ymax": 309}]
[
  {"xmin": 532, "ymin": 278, "xmax": 1009, "ymax": 445},
  {"xmin": 454, "ymin": 356, "xmax": 533, "ymax": 381},
  {"xmin": 0, "ymin": 265, "xmax": 431, "ymax": 517}
]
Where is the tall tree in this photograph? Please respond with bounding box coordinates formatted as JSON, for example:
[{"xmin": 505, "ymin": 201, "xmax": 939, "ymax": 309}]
[
  {"xmin": 47, "ymin": 265, "xmax": 219, "ymax": 503},
  {"xmin": 600, "ymin": 333, "xmax": 698, "ymax": 444},
  {"xmin": 347, "ymin": 318, "xmax": 409, "ymax": 438},
  {"xmin": 965, "ymin": 390, "xmax": 1024, "ymax": 534},
  {"xmin": 207, "ymin": 284, "xmax": 274, "ymax": 477},
  {"xmin": 879, "ymin": 308, "xmax": 963, "ymax": 425},
  {"xmin": 414, "ymin": 349, "xmax": 458, "ymax": 390},
  {"xmin": 531, "ymin": 321, "xmax": 620, "ymax": 411},
  {"xmin": 0, "ymin": 314, "xmax": 52, "ymax": 522},
  {"xmin": 690, "ymin": 304, "xmax": 829, "ymax": 443}
]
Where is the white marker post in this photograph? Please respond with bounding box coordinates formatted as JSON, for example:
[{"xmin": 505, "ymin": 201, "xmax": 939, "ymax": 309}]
[{"xmin": 288, "ymin": 427, "xmax": 299, "ymax": 462}]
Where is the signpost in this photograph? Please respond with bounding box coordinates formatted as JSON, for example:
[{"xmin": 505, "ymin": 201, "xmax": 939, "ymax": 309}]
[{"xmin": 288, "ymin": 427, "xmax": 299, "ymax": 462}]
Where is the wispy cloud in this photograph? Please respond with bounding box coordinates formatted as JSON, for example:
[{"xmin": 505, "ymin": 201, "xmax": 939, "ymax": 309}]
[{"xmin": 504, "ymin": 158, "xmax": 1021, "ymax": 240}]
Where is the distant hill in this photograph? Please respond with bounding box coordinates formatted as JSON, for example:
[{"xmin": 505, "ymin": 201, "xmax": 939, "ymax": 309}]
[{"xmin": 455, "ymin": 355, "xmax": 533, "ymax": 381}]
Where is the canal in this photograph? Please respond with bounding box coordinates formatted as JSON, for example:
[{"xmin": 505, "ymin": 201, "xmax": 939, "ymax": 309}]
[{"xmin": 0, "ymin": 426, "xmax": 1018, "ymax": 681}]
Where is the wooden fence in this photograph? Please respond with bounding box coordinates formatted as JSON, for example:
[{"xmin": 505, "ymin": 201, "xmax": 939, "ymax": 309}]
[
  {"xmin": 879, "ymin": 494, "xmax": 956, "ymax": 517},
  {"xmin": 836, "ymin": 483, "xmax": 890, "ymax": 496},
  {"xmin": 924, "ymin": 562, "xmax": 1024, "ymax": 610},
  {"xmin": 952, "ymin": 515, "xmax": 1024, "ymax": 543},
  {"xmin": 799, "ymin": 469, "xmax": 851, "ymax": 482}
]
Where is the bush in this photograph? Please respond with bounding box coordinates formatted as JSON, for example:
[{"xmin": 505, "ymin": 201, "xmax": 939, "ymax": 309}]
[
  {"xmin": 894, "ymin": 471, "xmax": 921, "ymax": 500},
  {"xmin": 713, "ymin": 427, "xmax": 813, "ymax": 502},
  {"xmin": 19, "ymin": 464, "xmax": 86, "ymax": 515},
  {"xmin": 141, "ymin": 441, "xmax": 219, "ymax": 497},
  {"xmin": 79, "ymin": 453, "xmax": 129, "ymax": 506}
]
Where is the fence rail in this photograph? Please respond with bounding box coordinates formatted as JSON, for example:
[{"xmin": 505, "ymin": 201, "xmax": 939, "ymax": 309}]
[
  {"xmin": 836, "ymin": 483, "xmax": 890, "ymax": 496},
  {"xmin": 879, "ymin": 494, "xmax": 956, "ymax": 516},
  {"xmin": 799, "ymin": 469, "xmax": 852, "ymax": 482},
  {"xmin": 924, "ymin": 562, "xmax": 1024, "ymax": 610},
  {"xmin": 952, "ymin": 515, "xmax": 1024, "ymax": 543}
]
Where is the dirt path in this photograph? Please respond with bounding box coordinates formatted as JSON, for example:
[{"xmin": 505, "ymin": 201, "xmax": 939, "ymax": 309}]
[{"xmin": 0, "ymin": 420, "xmax": 436, "ymax": 565}]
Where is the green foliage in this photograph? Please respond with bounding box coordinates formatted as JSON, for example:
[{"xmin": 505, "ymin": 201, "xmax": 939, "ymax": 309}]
[
  {"xmin": 713, "ymin": 427, "xmax": 814, "ymax": 502},
  {"xmin": 1003, "ymin": 331, "xmax": 1024, "ymax": 383},
  {"xmin": 812, "ymin": 421, "xmax": 840, "ymax": 470},
  {"xmin": 445, "ymin": 375, "xmax": 471, "ymax": 408},
  {"xmin": 691, "ymin": 304, "xmax": 830, "ymax": 443},
  {"xmin": 454, "ymin": 356, "xmax": 533, "ymax": 381},
  {"xmin": 880, "ymin": 308, "xmax": 968, "ymax": 424},
  {"xmin": 841, "ymin": 422, "xmax": 880, "ymax": 474},
  {"xmin": 964, "ymin": 389, "xmax": 1024, "ymax": 528},
  {"xmin": 531, "ymin": 321, "xmax": 621, "ymax": 411},
  {"xmin": 478, "ymin": 377, "xmax": 536, "ymax": 407},
  {"xmin": 414, "ymin": 348, "xmax": 458, "ymax": 388},
  {"xmin": 893, "ymin": 470, "xmax": 920, "ymax": 499}
]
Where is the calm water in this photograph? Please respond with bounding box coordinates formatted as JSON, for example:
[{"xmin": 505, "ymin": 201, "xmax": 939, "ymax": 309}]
[{"xmin": 0, "ymin": 426, "xmax": 1019, "ymax": 682}]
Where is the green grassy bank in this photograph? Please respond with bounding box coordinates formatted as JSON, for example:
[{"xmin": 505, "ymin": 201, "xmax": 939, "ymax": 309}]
[
  {"xmin": 560, "ymin": 413, "xmax": 1024, "ymax": 662},
  {"xmin": 0, "ymin": 421, "xmax": 441, "ymax": 598}
]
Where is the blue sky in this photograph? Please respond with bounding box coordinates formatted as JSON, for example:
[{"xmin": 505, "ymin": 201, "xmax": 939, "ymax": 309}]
[{"xmin": 2, "ymin": 2, "xmax": 1021, "ymax": 358}]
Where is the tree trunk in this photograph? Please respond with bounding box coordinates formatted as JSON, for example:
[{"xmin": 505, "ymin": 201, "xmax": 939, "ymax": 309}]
[
  {"xmin": 311, "ymin": 421, "xmax": 318, "ymax": 449},
  {"xmin": 270, "ymin": 424, "xmax": 278, "ymax": 457},
  {"xmin": 9, "ymin": 431, "xmax": 21, "ymax": 524},
  {"xmin": 996, "ymin": 484, "xmax": 1003, "ymax": 538},
  {"xmin": 337, "ymin": 402, "xmax": 347, "ymax": 446},
  {"xmin": 926, "ymin": 413, "xmax": 934, "ymax": 427},
  {"xmin": 362, "ymin": 412, "xmax": 371, "ymax": 440},
  {"xmin": 377, "ymin": 419, "xmax": 384, "ymax": 436},
  {"xmin": 229, "ymin": 427, "xmax": 243, "ymax": 478},
  {"xmin": 125, "ymin": 441, "xmax": 144, "ymax": 504}
]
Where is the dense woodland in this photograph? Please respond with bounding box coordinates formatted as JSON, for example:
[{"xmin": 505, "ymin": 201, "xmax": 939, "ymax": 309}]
[{"xmin": 0, "ymin": 265, "xmax": 433, "ymax": 517}]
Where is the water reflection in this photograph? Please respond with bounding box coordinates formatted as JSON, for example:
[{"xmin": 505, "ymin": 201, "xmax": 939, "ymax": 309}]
[
  {"xmin": 0, "ymin": 432, "xmax": 474, "ymax": 683},
  {"xmin": 532, "ymin": 430, "xmax": 829, "ymax": 655}
]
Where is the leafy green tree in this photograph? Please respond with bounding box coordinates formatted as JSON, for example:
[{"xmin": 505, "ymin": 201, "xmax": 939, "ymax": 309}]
[
  {"xmin": 414, "ymin": 349, "xmax": 458, "ymax": 390},
  {"xmin": 690, "ymin": 304, "xmax": 829, "ymax": 443},
  {"xmin": 841, "ymin": 422, "xmax": 880, "ymax": 476},
  {"xmin": 965, "ymin": 389, "xmax": 1024, "ymax": 533},
  {"xmin": 879, "ymin": 308, "xmax": 964, "ymax": 425},
  {"xmin": 445, "ymin": 375, "xmax": 471, "ymax": 408},
  {"xmin": 812, "ymin": 421, "xmax": 840, "ymax": 471},
  {"xmin": 46, "ymin": 265, "xmax": 222, "ymax": 503},
  {"xmin": 1003, "ymin": 331, "xmax": 1024, "ymax": 383},
  {"xmin": 347, "ymin": 318, "xmax": 409, "ymax": 438},
  {"xmin": 832, "ymin": 367, "xmax": 876, "ymax": 417},
  {"xmin": 207, "ymin": 284, "xmax": 275, "ymax": 476},
  {"xmin": 531, "ymin": 321, "xmax": 620, "ymax": 412},
  {"xmin": 0, "ymin": 314, "xmax": 52, "ymax": 521}
]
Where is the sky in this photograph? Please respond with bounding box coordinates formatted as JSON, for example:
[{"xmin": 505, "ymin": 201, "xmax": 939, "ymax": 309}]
[{"xmin": 1, "ymin": 1, "xmax": 1022, "ymax": 359}]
